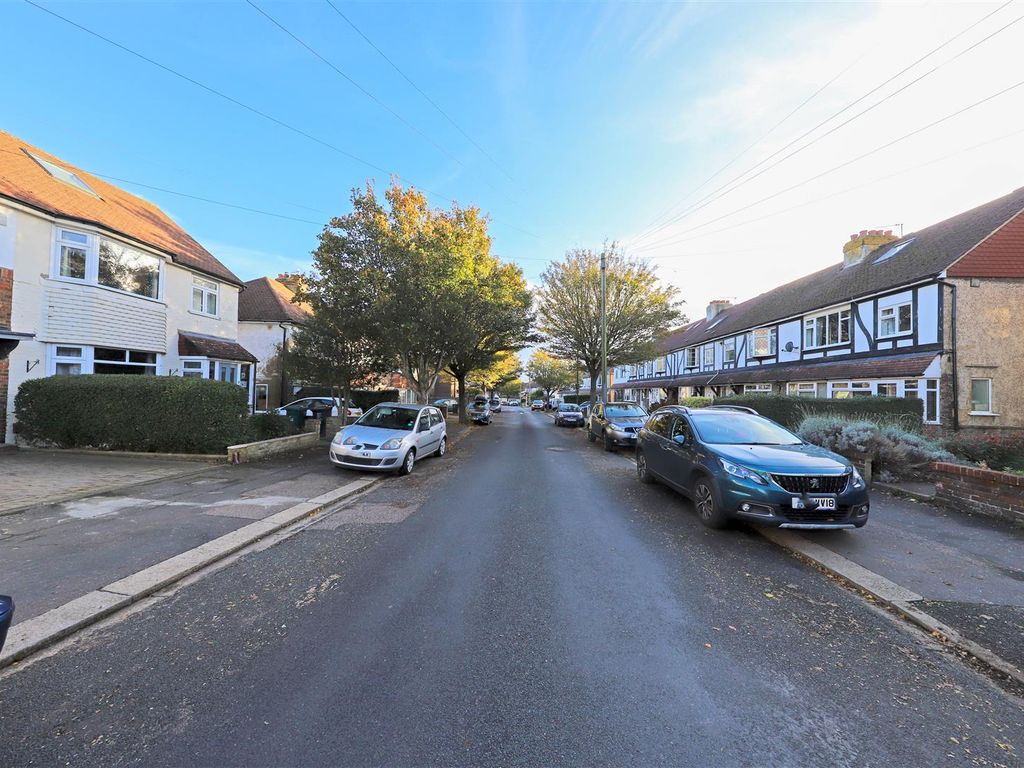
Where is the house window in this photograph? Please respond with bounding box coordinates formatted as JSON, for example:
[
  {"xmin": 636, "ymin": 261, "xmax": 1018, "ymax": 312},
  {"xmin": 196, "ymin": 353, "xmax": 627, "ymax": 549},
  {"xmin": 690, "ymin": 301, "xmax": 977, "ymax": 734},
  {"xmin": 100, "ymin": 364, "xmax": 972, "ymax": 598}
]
[
  {"xmin": 655, "ymin": 356, "xmax": 666, "ymax": 374},
  {"xmin": 93, "ymin": 347, "xmax": 157, "ymax": 375},
  {"xmin": 788, "ymin": 382, "xmax": 817, "ymax": 398},
  {"xmin": 685, "ymin": 348, "xmax": 697, "ymax": 368},
  {"xmin": 879, "ymin": 302, "xmax": 912, "ymax": 338},
  {"xmin": 723, "ymin": 338, "xmax": 736, "ymax": 364},
  {"xmin": 744, "ymin": 383, "xmax": 772, "ymax": 394},
  {"xmin": 255, "ymin": 383, "xmax": 269, "ymax": 411},
  {"xmin": 182, "ymin": 360, "xmax": 205, "ymax": 379},
  {"xmin": 99, "ymin": 238, "xmax": 161, "ymax": 299},
  {"xmin": 804, "ymin": 308, "xmax": 850, "ymax": 349},
  {"xmin": 192, "ymin": 276, "xmax": 219, "ymax": 316},
  {"xmin": 831, "ymin": 381, "xmax": 871, "ymax": 399},
  {"xmin": 53, "ymin": 345, "xmax": 84, "ymax": 375},
  {"xmin": 29, "ymin": 151, "xmax": 99, "ymax": 196},
  {"xmin": 876, "ymin": 381, "xmax": 898, "ymax": 397},
  {"xmin": 57, "ymin": 229, "xmax": 88, "ymax": 280},
  {"xmin": 747, "ymin": 327, "xmax": 777, "ymax": 358},
  {"xmin": 702, "ymin": 345, "xmax": 714, "ymax": 367},
  {"xmin": 970, "ymin": 378, "xmax": 994, "ymax": 414},
  {"xmin": 925, "ymin": 379, "xmax": 939, "ymax": 423}
]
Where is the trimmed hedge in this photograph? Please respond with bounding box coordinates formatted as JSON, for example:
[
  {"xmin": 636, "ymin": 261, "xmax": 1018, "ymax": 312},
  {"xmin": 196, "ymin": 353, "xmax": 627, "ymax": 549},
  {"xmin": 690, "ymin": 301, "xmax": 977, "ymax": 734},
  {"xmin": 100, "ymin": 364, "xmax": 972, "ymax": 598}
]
[
  {"xmin": 708, "ymin": 394, "xmax": 923, "ymax": 431},
  {"xmin": 245, "ymin": 413, "xmax": 296, "ymax": 442},
  {"xmin": 15, "ymin": 375, "xmax": 248, "ymax": 453}
]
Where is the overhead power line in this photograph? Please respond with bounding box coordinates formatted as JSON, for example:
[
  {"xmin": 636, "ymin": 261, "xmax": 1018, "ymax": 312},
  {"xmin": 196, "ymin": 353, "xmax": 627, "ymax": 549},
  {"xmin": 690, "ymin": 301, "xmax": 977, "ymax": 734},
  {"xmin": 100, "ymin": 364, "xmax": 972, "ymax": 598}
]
[
  {"xmin": 628, "ymin": 0, "xmax": 1017, "ymax": 249},
  {"xmin": 323, "ymin": 0, "xmax": 517, "ymax": 184},
  {"xmin": 245, "ymin": 0, "xmax": 463, "ymax": 169},
  {"xmin": 21, "ymin": 0, "xmax": 541, "ymax": 239},
  {"xmin": 631, "ymin": 77, "xmax": 1024, "ymax": 253}
]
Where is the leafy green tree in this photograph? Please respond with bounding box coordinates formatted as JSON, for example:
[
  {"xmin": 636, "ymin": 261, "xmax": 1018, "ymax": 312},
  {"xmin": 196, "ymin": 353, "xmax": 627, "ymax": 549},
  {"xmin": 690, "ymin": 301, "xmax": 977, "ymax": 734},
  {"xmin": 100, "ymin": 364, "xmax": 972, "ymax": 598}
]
[
  {"xmin": 526, "ymin": 350, "xmax": 573, "ymax": 401},
  {"xmin": 469, "ymin": 351, "xmax": 521, "ymax": 398},
  {"xmin": 537, "ymin": 244, "xmax": 682, "ymax": 406}
]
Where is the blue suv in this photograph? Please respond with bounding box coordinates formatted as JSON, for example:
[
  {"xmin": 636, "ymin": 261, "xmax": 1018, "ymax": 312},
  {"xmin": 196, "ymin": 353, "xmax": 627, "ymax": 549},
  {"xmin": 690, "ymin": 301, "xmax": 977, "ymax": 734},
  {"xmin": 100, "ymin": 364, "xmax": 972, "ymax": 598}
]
[{"xmin": 636, "ymin": 405, "xmax": 869, "ymax": 530}]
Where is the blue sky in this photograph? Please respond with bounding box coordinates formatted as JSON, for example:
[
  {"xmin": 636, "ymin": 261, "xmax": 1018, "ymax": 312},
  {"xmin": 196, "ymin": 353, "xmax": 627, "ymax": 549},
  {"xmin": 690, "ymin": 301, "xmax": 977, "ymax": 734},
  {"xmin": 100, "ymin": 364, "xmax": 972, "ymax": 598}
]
[{"xmin": 5, "ymin": 1, "xmax": 1023, "ymax": 319}]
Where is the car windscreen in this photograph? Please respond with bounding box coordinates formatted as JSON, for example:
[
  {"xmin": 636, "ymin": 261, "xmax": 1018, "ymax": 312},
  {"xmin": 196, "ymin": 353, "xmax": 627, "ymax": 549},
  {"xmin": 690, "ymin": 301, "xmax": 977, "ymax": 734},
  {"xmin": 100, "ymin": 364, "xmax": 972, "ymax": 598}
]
[
  {"xmin": 356, "ymin": 406, "xmax": 419, "ymax": 431},
  {"xmin": 558, "ymin": 404, "xmax": 580, "ymax": 412},
  {"xmin": 689, "ymin": 413, "xmax": 802, "ymax": 445},
  {"xmin": 605, "ymin": 405, "xmax": 646, "ymax": 418}
]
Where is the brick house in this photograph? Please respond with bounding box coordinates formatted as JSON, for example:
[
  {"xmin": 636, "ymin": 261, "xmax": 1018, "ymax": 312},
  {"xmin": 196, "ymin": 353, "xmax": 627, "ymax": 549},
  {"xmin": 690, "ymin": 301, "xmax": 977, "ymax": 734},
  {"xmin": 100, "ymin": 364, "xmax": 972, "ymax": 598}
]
[
  {"xmin": 0, "ymin": 129, "xmax": 256, "ymax": 443},
  {"xmin": 612, "ymin": 187, "xmax": 1024, "ymax": 434}
]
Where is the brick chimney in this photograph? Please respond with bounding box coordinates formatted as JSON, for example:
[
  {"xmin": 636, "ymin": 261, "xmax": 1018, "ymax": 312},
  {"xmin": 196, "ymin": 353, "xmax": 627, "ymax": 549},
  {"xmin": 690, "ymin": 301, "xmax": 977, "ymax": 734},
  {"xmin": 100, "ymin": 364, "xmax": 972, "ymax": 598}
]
[
  {"xmin": 843, "ymin": 229, "xmax": 897, "ymax": 267},
  {"xmin": 276, "ymin": 273, "xmax": 305, "ymax": 294},
  {"xmin": 706, "ymin": 299, "xmax": 732, "ymax": 322}
]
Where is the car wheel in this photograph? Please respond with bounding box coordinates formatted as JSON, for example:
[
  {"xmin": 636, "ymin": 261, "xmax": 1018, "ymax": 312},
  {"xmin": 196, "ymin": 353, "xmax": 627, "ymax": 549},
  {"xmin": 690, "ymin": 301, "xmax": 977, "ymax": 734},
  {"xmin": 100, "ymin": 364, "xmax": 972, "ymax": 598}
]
[
  {"xmin": 603, "ymin": 430, "xmax": 614, "ymax": 452},
  {"xmin": 636, "ymin": 451, "xmax": 655, "ymax": 484},
  {"xmin": 693, "ymin": 477, "xmax": 728, "ymax": 529},
  {"xmin": 398, "ymin": 449, "xmax": 416, "ymax": 476},
  {"xmin": 435, "ymin": 436, "xmax": 446, "ymax": 457}
]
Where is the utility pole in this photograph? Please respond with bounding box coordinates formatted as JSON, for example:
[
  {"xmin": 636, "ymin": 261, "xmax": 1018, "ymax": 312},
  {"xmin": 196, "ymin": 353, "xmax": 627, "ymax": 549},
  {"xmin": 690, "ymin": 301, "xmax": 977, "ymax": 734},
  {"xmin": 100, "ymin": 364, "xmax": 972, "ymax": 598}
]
[{"xmin": 600, "ymin": 250, "xmax": 608, "ymax": 405}]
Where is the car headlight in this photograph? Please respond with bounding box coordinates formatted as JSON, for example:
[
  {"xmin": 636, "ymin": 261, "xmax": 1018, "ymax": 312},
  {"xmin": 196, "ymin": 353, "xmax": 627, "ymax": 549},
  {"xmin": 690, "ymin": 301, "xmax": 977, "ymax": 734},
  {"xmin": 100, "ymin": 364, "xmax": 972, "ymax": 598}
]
[
  {"xmin": 380, "ymin": 437, "xmax": 404, "ymax": 450},
  {"xmin": 341, "ymin": 434, "xmax": 359, "ymax": 446},
  {"xmin": 720, "ymin": 458, "xmax": 767, "ymax": 485},
  {"xmin": 609, "ymin": 423, "xmax": 624, "ymax": 431},
  {"xmin": 850, "ymin": 467, "xmax": 865, "ymax": 489}
]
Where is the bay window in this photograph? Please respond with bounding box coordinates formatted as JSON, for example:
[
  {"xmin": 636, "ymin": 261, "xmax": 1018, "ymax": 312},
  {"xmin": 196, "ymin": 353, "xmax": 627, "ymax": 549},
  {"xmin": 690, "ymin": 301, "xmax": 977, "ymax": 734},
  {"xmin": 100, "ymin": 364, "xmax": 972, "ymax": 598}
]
[
  {"xmin": 804, "ymin": 308, "xmax": 850, "ymax": 349},
  {"xmin": 48, "ymin": 344, "xmax": 160, "ymax": 376},
  {"xmin": 747, "ymin": 327, "xmax": 777, "ymax": 357},
  {"xmin": 879, "ymin": 302, "xmax": 912, "ymax": 338},
  {"xmin": 52, "ymin": 227, "xmax": 163, "ymax": 299}
]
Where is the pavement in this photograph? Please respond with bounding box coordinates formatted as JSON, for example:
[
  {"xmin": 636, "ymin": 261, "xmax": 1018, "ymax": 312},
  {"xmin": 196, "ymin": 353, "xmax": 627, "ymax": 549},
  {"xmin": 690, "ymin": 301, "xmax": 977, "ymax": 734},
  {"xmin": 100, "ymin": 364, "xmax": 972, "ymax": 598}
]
[
  {"xmin": 0, "ymin": 450, "xmax": 209, "ymax": 516},
  {"xmin": 0, "ymin": 408, "xmax": 1021, "ymax": 767}
]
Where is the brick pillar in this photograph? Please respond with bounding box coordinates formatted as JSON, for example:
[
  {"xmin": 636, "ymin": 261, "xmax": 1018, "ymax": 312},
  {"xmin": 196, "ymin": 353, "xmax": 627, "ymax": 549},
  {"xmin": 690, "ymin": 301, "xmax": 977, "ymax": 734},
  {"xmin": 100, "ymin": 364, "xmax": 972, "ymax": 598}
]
[{"xmin": 0, "ymin": 267, "xmax": 13, "ymax": 442}]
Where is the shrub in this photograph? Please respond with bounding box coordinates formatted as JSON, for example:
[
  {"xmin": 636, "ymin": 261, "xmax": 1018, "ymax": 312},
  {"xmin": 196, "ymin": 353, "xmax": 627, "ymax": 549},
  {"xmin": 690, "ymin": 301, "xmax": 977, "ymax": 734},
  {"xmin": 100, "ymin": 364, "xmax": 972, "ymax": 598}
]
[
  {"xmin": 715, "ymin": 394, "xmax": 923, "ymax": 431},
  {"xmin": 943, "ymin": 431, "xmax": 1024, "ymax": 471},
  {"xmin": 15, "ymin": 375, "xmax": 248, "ymax": 453},
  {"xmin": 245, "ymin": 413, "xmax": 296, "ymax": 442},
  {"xmin": 679, "ymin": 396, "xmax": 713, "ymax": 409},
  {"xmin": 797, "ymin": 415, "xmax": 952, "ymax": 479}
]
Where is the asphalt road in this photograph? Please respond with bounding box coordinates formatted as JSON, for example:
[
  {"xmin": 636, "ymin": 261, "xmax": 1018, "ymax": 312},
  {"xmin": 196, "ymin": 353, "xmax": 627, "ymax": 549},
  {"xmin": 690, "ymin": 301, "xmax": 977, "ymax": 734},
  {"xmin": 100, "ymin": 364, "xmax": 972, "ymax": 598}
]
[{"xmin": 1, "ymin": 409, "xmax": 1021, "ymax": 767}]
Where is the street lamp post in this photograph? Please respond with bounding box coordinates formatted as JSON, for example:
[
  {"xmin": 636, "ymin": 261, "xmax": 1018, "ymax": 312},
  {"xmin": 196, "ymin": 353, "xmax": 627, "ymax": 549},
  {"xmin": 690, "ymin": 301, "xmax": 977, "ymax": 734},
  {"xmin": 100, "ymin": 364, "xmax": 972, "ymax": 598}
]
[{"xmin": 600, "ymin": 249, "xmax": 608, "ymax": 405}]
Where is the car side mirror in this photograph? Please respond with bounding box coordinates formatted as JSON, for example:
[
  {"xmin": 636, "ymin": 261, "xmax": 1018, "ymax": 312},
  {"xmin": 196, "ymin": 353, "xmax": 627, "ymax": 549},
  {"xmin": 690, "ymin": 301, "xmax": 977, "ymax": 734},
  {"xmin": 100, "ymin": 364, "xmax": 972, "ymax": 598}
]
[
  {"xmin": 418, "ymin": 421, "xmax": 430, "ymax": 432},
  {"xmin": 0, "ymin": 595, "xmax": 14, "ymax": 654},
  {"xmin": 673, "ymin": 434, "xmax": 687, "ymax": 445},
  {"xmin": 305, "ymin": 409, "xmax": 313, "ymax": 417}
]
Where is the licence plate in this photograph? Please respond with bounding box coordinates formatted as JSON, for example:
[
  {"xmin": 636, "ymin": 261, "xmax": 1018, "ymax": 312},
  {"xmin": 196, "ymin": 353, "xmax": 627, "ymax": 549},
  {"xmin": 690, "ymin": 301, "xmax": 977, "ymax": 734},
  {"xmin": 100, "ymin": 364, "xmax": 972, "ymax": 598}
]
[{"xmin": 792, "ymin": 496, "xmax": 836, "ymax": 510}]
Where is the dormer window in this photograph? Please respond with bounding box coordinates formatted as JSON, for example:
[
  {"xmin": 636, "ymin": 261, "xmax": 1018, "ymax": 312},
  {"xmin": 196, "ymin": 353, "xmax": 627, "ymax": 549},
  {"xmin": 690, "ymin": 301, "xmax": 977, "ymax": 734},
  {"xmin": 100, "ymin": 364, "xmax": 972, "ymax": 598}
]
[{"xmin": 28, "ymin": 151, "xmax": 99, "ymax": 197}]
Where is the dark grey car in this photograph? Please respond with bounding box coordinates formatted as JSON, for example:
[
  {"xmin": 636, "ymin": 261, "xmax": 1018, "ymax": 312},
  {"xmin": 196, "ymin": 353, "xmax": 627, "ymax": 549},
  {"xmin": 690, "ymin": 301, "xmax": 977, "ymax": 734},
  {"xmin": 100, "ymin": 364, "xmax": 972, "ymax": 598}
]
[{"xmin": 587, "ymin": 401, "xmax": 648, "ymax": 451}]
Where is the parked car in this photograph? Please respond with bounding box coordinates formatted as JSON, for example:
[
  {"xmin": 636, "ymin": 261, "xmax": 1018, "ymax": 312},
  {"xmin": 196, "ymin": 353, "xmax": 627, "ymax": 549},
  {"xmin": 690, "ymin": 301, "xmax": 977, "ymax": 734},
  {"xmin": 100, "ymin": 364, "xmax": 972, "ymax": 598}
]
[
  {"xmin": 509, "ymin": 399, "xmax": 521, "ymax": 407},
  {"xmin": 531, "ymin": 400, "xmax": 544, "ymax": 411},
  {"xmin": 490, "ymin": 397, "xmax": 502, "ymax": 413},
  {"xmin": 0, "ymin": 595, "xmax": 13, "ymax": 655},
  {"xmin": 432, "ymin": 398, "xmax": 458, "ymax": 411},
  {"xmin": 588, "ymin": 401, "xmax": 648, "ymax": 450},
  {"xmin": 329, "ymin": 403, "xmax": 446, "ymax": 475},
  {"xmin": 467, "ymin": 400, "xmax": 492, "ymax": 425},
  {"xmin": 636, "ymin": 405, "xmax": 870, "ymax": 530},
  {"xmin": 279, "ymin": 397, "xmax": 362, "ymax": 419},
  {"xmin": 554, "ymin": 402, "xmax": 584, "ymax": 427}
]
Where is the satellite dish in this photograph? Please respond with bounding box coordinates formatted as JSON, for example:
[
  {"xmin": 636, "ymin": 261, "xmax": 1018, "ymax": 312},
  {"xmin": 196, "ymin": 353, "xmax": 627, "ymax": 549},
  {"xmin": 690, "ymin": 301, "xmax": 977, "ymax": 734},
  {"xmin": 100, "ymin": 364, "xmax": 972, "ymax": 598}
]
[{"xmin": 784, "ymin": 341, "xmax": 796, "ymax": 352}]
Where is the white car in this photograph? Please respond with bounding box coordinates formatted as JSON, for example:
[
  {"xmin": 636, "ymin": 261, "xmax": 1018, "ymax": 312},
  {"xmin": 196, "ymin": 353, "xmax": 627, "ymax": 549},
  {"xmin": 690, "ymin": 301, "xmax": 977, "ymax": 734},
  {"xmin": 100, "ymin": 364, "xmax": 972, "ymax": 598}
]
[
  {"xmin": 330, "ymin": 403, "xmax": 446, "ymax": 474},
  {"xmin": 279, "ymin": 397, "xmax": 363, "ymax": 419}
]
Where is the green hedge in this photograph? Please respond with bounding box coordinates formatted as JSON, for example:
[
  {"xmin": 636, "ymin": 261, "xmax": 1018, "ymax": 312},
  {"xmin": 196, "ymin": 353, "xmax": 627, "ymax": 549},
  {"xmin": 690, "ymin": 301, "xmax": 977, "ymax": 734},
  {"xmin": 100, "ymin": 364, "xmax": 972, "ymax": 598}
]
[
  {"xmin": 705, "ymin": 394, "xmax": 924, "ymax": 431},
  {"xmin": 15, "ymin": 375, "xmax": 249, "ymax": 453},
  {"xmin": 244, "ymin": 413, "xmax": 296, "ymax": 442}
]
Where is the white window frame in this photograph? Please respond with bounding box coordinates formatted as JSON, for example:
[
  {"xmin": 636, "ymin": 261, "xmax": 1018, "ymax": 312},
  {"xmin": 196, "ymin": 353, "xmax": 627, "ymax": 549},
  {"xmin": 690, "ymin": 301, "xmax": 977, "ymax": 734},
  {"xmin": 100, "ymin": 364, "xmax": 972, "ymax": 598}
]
[
  {"xmin": 747, "ymin": 327, "xmax": 777, "ymax": 358},
  {"xmin": 969, "ymin": 377, "xmax": 995, "ymax": 415},
  {"xmin": 50, "ymin": 226, "xmax": 164, "ymax": 302},
  {"xmin": 702, "ymin": 345, "xmax": 714, "ymax": 367},
  {"xmin": 92, "ymin": 346, "xmax": 158, "ymax": 375},
  {"xmin": 47, "ymin": 344, "xmax": 161, "ymax": 376},
  {"xmin": 924, "ymin": 379, "xmax": 940, "ymax": 424},
  {"xmin": 722, "ymin": 338, "xmax": 736, "ymax": 364},
  {"xmin": 875, "ymin": 381, "xmax": 899, "ymax": 398},
  {"xmin": 878, "ymin": 302, "xmax": 913, "ymax": 339},
  {"xmin": 744, "ymin": 383, "xmax": 772, "ymax": 394},
  {"xmin": 178, "ymin": 356, "xmax": 248, "ymax": 389},
  {"xmin": 803, "ymin": 307, "xmax": 851, "ymax": 350},
  {"xmin": 685, "ymin": 347, "xmax": 697, "ymax": 368},
  {"xmin": 191, "ymin": 275, "xmax": 220, "ymax": 317},
  {"xmin": 787, "ymin": 382, "xmax": 818, "ymax": 398},
  {"xmin": 655, "ymin": 356, "xmax": 666, "ymax": 375}
]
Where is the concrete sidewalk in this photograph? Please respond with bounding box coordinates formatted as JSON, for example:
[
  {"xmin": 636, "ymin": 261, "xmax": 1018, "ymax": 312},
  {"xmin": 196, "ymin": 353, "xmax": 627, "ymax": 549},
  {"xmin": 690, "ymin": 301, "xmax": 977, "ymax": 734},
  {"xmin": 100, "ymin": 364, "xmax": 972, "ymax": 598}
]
[{"xmin": 793, "ymin": 491, "xmax": 1024, "ymax": 673}]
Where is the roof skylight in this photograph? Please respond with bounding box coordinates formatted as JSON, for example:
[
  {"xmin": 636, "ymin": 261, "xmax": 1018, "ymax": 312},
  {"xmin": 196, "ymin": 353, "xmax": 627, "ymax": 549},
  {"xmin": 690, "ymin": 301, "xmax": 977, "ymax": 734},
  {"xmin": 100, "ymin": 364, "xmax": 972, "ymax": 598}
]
[
  {"xmin": 27, "ymin": 151, "xmax": 99, "ymax": 197},
  {"xmin": 873, "ymin": 238, "xmax": 915, "ymax": 264}
]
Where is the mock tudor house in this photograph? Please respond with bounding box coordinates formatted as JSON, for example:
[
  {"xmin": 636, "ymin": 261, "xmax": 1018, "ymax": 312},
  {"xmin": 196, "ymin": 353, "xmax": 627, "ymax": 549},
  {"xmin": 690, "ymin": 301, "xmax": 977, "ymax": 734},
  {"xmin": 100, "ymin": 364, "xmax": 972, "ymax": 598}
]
[
  {"xmin": 237, "ymin": 274, "xmax": 310, "ymax": 412},
  {"xmin": 0, "ymin": 129, "xmax": 257, "ymax": 444},
  {"xmin": 612, "ymin": 187, "xmax": 1024, "ymax": 434}
]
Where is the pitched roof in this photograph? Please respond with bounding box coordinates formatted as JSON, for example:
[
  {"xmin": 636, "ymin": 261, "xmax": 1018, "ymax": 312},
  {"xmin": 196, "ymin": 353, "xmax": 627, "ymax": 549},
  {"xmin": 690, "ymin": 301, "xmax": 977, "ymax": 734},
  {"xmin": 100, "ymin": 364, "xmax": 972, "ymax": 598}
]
[
  {"xmin": 178, "ymin": 331, "xmax": 257, "ymax": 363},
  {"xmin": 0, "ymin": 129, "xmax": 242, "ymax": 286},
  {"xmin": 238, "ymin": 277, "xmax": 311, "ymax": 324},
  {"xmin": 666, "ymin": 186, "xmax": 1024, "ymax": 349}
]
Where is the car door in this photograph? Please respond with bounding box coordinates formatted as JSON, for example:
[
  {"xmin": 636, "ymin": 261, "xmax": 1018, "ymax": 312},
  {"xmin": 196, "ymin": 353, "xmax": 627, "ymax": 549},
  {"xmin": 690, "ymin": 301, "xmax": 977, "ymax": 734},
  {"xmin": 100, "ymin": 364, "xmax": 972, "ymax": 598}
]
[
  {"xmin": 662, "ymin": 415, "xmax": 697, "ymax": 495},
  {"xmin": 414, "ymin": 411, "xmax": 434, "ymax": 452},
  {"xmin": 426, "ymin": 408, "xmax": 443, "ymax": 448},
  {"xmin": 642, "ymin": 412, "xmax": 674, "ymax": 477}
]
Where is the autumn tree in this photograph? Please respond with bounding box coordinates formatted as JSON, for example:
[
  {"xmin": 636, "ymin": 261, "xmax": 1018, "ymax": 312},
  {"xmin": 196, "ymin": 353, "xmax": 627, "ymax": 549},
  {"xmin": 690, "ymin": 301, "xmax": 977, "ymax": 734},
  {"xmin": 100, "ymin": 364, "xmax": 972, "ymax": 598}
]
[
  {"xmin": 537, "ymin": 244, "xmax": 681, "ymax": 406},
  {"xmin": 526, "ymin": 350, "xmax": 573, "ymax": 401}
]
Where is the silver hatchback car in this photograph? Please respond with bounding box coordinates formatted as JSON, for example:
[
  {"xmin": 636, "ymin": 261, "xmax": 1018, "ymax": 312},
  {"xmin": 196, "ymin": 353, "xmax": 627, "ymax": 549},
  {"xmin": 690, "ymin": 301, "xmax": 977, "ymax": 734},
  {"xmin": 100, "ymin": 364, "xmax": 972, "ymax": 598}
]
[{"xmin": 330, "ymin": 403, "xmax": 447, "ymax": 475}]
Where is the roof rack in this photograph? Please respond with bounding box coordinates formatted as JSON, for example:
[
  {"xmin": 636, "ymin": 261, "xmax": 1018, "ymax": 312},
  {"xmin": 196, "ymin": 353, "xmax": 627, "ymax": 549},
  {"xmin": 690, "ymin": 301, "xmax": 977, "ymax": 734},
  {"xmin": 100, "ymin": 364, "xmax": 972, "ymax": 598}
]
[{"xmin": 703, "ymin": 405, "xmax": 760, "ymax": 415}]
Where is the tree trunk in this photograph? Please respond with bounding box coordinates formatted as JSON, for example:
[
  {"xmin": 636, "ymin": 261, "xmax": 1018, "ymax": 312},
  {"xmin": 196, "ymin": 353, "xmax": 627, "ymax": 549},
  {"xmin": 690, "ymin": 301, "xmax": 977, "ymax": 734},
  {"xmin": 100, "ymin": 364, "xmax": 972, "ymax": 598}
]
[
  {"xmin": 588, "ymin": 366, "xmax": 601, "ymax": 407},
  {"xmin": 456, "ymin": 372, "xmax": 470, "ymax": 425}
]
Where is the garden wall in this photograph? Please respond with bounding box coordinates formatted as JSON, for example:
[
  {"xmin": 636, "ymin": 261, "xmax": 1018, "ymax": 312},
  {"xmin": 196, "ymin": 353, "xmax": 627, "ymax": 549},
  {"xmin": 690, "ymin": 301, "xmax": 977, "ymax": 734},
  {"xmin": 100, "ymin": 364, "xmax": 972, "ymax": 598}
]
[{"xmin": 930, "ymin": 462, "xmax": 1024, "ymax": 526}]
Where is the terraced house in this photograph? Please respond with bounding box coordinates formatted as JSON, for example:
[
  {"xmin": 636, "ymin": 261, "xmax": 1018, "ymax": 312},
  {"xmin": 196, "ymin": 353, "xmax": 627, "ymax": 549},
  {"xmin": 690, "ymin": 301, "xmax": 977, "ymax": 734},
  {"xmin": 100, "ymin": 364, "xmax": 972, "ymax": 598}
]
[
  {"xmin": 612, "ymin": 187, "xmax": 1024, "ymax": 434},
  {"xmin": 0, "ymin": 129, "xmax": 256, "ymax": 444}
]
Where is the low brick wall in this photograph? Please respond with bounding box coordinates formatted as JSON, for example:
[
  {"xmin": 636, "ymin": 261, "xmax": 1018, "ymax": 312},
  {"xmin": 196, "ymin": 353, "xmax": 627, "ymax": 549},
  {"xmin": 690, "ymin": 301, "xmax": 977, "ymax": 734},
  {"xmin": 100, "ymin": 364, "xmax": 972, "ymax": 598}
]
[
  {"xmin": 227, "ymin": 431, "xmax": 320, "ymax": 464},
  {"xmin": 930, "ymin": 461, "xmax": 1024, "ymax": 525}
]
